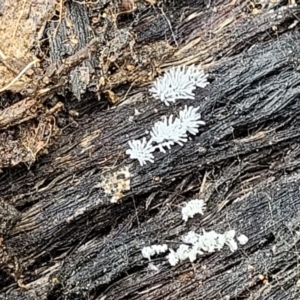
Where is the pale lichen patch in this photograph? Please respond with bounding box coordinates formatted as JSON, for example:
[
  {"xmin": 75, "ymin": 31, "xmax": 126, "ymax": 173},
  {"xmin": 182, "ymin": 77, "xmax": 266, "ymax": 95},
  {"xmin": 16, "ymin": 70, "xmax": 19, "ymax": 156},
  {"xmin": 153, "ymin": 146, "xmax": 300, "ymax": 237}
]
[{"xmin": 97, "ymin": 167, "xmax": 131, "ymax": 203}]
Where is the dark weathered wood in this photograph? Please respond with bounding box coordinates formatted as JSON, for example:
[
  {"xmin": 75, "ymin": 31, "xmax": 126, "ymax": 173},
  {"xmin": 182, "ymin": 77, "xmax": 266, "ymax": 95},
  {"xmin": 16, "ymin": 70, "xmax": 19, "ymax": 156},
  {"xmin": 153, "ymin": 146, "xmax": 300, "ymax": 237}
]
[
  {"xmin": 47, "ymin": 1, "xmax": 99, "ymax": 100},
  {"xmin": 1, "ymin": 0, "xmax": 300, "ymax": 299}
]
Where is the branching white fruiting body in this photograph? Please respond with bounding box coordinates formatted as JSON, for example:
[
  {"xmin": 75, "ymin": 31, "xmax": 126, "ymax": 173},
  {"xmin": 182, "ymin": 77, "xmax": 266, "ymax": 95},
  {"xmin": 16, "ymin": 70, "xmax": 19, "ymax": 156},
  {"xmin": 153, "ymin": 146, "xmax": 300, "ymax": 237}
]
[
  {"xmin": 141, "ymin": 229, "xmax": 248, "ymax": 267},
  {"xmin": 141, "ymin": 244, "xmax": 168, "ymax": 260},
  {"xmin": 166, "ymin": 229, "xmax": 241, "ymax": 266},
  {"xmin": 181, "ymin": 199, "xmax": 206, "ymax": 222},
  {"xmin": 126, "ymin": 106, "xmax": 205, "ymax": 165},
  {"xmin": 149, "ymin": 65, "xmax": 209, "ymax": 106},
  {"xmin": 126, "ymin": 64, "xmax": 208, "ymax": 165},
  {"xmin": 125, "ymin": 138, "xmax": 155, "ymax": 166}
]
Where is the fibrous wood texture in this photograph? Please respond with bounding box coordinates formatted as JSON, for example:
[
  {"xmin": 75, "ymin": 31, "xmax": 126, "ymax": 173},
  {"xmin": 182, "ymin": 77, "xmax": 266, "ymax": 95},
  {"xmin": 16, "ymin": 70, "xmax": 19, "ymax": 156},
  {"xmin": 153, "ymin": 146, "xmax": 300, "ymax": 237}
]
[{"xmin": 1, "ymin": 0, "xmax": 300, "ymax": 299}]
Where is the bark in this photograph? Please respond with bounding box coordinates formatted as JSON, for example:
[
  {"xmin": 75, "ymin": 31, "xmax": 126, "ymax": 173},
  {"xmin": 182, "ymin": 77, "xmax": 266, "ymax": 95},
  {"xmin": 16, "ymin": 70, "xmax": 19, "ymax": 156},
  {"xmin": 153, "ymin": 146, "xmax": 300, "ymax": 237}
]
[{"xmin": 1, "ymin": 0, "xmax": 300, "ymax": 299}]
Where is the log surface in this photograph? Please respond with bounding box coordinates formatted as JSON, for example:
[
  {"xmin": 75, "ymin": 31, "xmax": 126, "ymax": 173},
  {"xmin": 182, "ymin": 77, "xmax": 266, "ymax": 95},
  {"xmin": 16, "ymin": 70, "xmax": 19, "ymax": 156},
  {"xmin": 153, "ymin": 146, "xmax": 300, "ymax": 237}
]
[{"xmin": 1, "ymin": 0, "xmax": 300, "ymax": 299}]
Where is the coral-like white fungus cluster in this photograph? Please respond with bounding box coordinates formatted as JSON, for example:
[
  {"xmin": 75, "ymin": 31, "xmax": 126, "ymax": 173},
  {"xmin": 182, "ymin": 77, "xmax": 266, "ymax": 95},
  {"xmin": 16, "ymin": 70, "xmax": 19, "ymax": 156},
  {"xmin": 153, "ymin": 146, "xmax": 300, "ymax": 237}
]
[
  {"xmin": 126, "ymin": 138, "xmax": 155, "ymax": 166},
  {"xmin": 141, "ymin": 198, "xmax": 248, "ymax": 267},
  {"xmin": 126, "ymin": 106, "xmax": 205, "ymax": 166},
  {"xmin": 167, "ymin": 230, "xmax": 238, "ymax": 266},
  {"xmin": 137, "ymin": 65, "xmax": 249, "ymax": 268},
  {"xmin": 237, "ymin": 234, "xmax": 249, "ymax": 245},
  {"xmin": 149, "ymin": 65, "xmax": 209, "ymax": 106},
  {"xmin": 141, "ymin": 244, "xmax": 168, "ymax": 260},
  {"xmin": 126, "ymin": 65, "xmax": 208, "ymax": 166},
  {"xmin": 181, "ymin": 199, "xmax": 206, "ymax": 222},
  {"xmin": 126, "ymin": 105, "xmax": 205, "ymax": 165},
  {"xmin": 142, "ymin": 229, "xmax": 248, "ymax": 266},
  {"xmin": 150, "ymin": 106, "xmax": 206, "ymax": 152}
]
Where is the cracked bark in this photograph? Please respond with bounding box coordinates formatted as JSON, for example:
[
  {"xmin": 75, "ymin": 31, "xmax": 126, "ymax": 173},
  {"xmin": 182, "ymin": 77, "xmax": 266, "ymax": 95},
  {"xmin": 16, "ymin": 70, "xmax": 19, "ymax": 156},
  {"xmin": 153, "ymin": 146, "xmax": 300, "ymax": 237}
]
[{"xmin": 1, "ymin": 0, "xmax": 300, "ymax": 299}]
